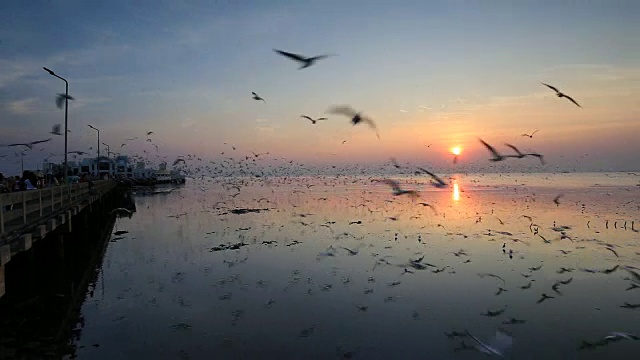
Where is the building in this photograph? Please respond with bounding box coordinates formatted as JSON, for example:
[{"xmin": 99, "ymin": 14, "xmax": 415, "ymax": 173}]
[{"xmin": 42, "ymin": 157, "xmax": 184, "ymax": 183}]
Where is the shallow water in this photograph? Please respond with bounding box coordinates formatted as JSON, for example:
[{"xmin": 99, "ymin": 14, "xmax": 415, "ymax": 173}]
[{"xmin": 70, "ymin": 173, "xmax": 639, "ymax": 359}]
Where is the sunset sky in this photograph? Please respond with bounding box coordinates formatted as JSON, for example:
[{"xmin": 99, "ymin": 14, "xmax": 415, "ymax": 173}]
[{"xmin": 1, "ymin": 0, "xmax": 639, "ymax": 175}]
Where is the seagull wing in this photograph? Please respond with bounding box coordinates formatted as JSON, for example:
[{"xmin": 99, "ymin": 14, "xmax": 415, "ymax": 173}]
[
  {"xmin": 564, "ymin": 95, "xmax": 581, "ymax": 108},
  {"xmin": 377, "ymin": 179, "xmax": 401, "ymax": 193},
  {"xmin": 479, "ymin": 139, "xmax": 501, "ymax": 158},
  {"xmin": 359, "ymin": 115, "xmax": 380, "ymax": 138},
  {"xmin": 252, "ymin": 92, "xmax": 259, "ymax": 97},
  {"xmin": 531, "ymin": 129, "xmax": 539, "ymax": 136},
  {"xmin": 327, "ymin": 105, "xmax": 358, "ymax": 117},
  {"xmin": 56, "ymin": 94, "xmax": 64, "ymax": 109},
  {"xmin": 301, "ymin": 115, "xmax": 314, "ymax": 121},
  {"xmin": 504, "ymin": 143, "xmax": 524, "ymax": 157},
  {"xmin": 315, "ymin": 118, "xmax": 328, "ymax": 121},
  {"xmin": 273, "ymin": 49, "xmax": 307, "ymax": 63},
  {"xmin": 417, "ymin": 167, "xmax": 446, "ymax": 185},
  {"xmin": 309, "ymin": 54, "xmax": 330, "ymax": 61},
  {"xmin": 541, "ymin": 83, "xmax": 560, "ymax": 93},
  {"xmin": 31, "ymin": 138, "xmax": 52, "ymax": 145}
]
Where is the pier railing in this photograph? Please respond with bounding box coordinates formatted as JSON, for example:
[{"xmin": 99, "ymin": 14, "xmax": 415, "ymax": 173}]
[{"xmin": 0, "ymin": 180, "xmax": 115, "ymax": 243}]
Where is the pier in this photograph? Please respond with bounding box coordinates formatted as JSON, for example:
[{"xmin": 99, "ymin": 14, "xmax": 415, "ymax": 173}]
[
  {"xmin": 0, "ymin": 180, "xmax": 120, "ymax": 299},
  {"xmin": 0, "ymin": 180, "xmax": 130, "ymax": 358}
]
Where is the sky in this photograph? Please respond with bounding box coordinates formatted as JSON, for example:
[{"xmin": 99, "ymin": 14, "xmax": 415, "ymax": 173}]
[{"xmin": 1, "ymin": 0, "xmax": 639, "ymax": 175}]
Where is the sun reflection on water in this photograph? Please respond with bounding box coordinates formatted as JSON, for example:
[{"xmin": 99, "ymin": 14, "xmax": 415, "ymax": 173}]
[{"xmin": 453, "ymin": 181, "xmax": 460, "ymax": 201}]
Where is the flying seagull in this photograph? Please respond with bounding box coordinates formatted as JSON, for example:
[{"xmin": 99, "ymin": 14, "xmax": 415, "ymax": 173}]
[
  {"xmin": 7, "ymin": 138, "xmax": 52, "ymax": 150},
  {"xmin": 504, "ymin": 143, "xmax": 546, "ymax": 165},
  {"xmin": 541, "ymin": 83, "xmax": 581, "ymax": 108},
  {"xmin": 50, "ymin": 124, "xmax": 62, "ymax": 136},
  {"xmin": 521, "ymin": 130, "xmax": 539, "ymax": 138},
  {"xmin": 374, "ymin": 179, "xmax": 420, "ymax": 199},
  {"xmin": 416, "ymin": 167, "xmax": 448, "ymax": 188},
  {"xmin": 327, "ymin": 105, "xmax": 380, "ymax": 139},
  {"xmin": 479, "ymin": 139, "xmax": 518, "ymax": 162},
  {"xmin": 301, "ymin": 115, "xmax": 328, "ymax": 124},
  {"xmin": 55, "ymin": 93, "xmax": 74, "ymax": 109},
  {"xmin": 252, "ymin": 92, "xmax": 266, "ymax": 103},
  {"xmin": 273, "ymin": 49, "xmax": 333, "ymax": 69}
]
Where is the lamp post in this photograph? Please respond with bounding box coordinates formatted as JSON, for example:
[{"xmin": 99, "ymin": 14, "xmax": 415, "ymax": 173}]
[
  {"xmin": 88, "ymin": 125, "xmax": 100, "ymax": 177},
  {"xmin": 43, "ymin": 67, "xmax": 69, "ymax": 183}
]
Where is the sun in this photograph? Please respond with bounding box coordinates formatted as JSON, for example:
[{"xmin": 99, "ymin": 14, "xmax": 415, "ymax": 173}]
[{"xmin": 451, "ymin": 146, "xmax": 462, "ymax": 156}]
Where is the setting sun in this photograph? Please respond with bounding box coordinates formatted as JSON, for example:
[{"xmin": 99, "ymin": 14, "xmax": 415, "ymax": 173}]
[{"xmin": 451, "ymin": 146, "xmax": 462, "ymax": 156}]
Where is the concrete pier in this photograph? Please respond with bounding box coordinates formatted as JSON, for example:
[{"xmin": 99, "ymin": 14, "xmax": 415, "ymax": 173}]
[{"xmin": 0, "ymin": 183, "xmax": 130, "ymax": 358}]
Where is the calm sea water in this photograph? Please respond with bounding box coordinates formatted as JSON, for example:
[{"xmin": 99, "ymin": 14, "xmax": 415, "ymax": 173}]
[{"xmin": 69, "ymin": 173, "xmax": 639, "ymax": 359}]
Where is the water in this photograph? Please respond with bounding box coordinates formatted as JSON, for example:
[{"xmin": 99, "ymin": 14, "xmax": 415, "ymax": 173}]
[{"xmin": 69, "ymin": 173, "xmax": 639, "ymax": 359}]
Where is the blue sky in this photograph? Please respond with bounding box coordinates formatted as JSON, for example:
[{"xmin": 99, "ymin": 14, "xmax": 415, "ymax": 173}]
[{"xmin": 1, "ymin": 0, "xmax": 639, "ymax": 175}]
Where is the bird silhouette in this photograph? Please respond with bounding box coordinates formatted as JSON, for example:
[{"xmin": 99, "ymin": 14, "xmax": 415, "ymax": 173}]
[
  {"xmin": 273, "ymin": 49, "xmax": 333, "ymax": 69},
  {"xmin": 504, "ymin": 143, "xmax": 546, "ymax": 165},
  {"xmin": 374, "ymin": 179, "xmax": 420, "ymax": 199},
  {"xmin": 327, "ymin": 105, "xmax": 380, "ymax": 139},
  {"xmin": 301, "ymin": 115, "xmax": 327, "ymax": 124},
  {"xmin": 55, "ymin": 93, "xmax": 74, "ymax": 109},
  {"xmin": 541, "ymin": 83, "xmax": 581, "ymax": 108},
  {"xmin": 252, "ymin": 92, "xmax": 266, "ymax": 103},
  {"xmin": 521, "ymin": 130, "xmax": 539, "ymax": 138},
  {"xmin": 416, "ymin": 167, "xmax": 448, "ymax": 188},
  {"xmin": 50, "ymin": 124, "xmax": 62, "ymax": 136},
  {"xmin": 479, "ymin": 139, "xmax": 518, "ymax": 162},
  {"xmin": 7, "ymin": 138, "xmax": 52, "ymax": 150}
]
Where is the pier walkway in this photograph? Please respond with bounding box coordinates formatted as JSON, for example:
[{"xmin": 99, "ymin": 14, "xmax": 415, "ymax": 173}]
[{"xmin": 0, "ymin": 180, "xmax": 118, "ymax": 298}]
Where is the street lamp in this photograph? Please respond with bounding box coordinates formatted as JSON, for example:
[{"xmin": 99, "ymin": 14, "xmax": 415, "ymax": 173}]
[
  {"xmin": 88, "ymin": 125, "xmax": 100, "ymax": 177},
  {"xmin": 43, "ymin": 67, "xmax": 69, "ymax": 183}
]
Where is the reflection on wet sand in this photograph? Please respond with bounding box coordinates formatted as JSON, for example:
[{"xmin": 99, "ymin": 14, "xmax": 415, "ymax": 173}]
[{"xmin": 67, "ymin": 173, "xmax": 638, "ymax": 359}]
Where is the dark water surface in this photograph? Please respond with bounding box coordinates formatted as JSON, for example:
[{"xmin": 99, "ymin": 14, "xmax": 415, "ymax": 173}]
[{"xmin": 69, "ymin": 173, "xmax": 639, "ymax": 359}]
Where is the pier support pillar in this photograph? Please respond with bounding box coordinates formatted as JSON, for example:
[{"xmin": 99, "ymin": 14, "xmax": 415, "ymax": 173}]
[
  {"xmin": 11, "ymin": 234, "xmax": 32, "ymax": 253},
  {"xmin": 47, "ymin": 219, "xmax": 57, "ymax": 232},
  {"xmin": 32, "ymin": 224, "xmax": 48, "ymax": 240},
  {"xmin": 66, "ymin": 210, "xmax": 73, "ymax": 232},
  {"xmin": 0, "ymin": 244, "xmax": 10, "ymax": 266},
  {"xmin": 0, "ymin": 265, "xmax": 5, "ymax": 298}
]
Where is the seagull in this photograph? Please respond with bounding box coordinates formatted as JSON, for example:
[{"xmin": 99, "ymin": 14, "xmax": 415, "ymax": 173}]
[
  {"xmin": 541, "ymin": 83, "xmax": 581, "ymax": 108},
  {"xmin": 146, "ymin": 131, "xmax": 154, "ymax": 136},
  {"xmin": 55, "ymin": 93, "xmax": 74, "ymax": 109},
  {"xmin": 522, "ymin": 130, "xmax": 539, "ymax": 138},
  {"xmin": 301, "ymin": 115, "xmax": 327, "ymax": 124},
  {"xmin": 50, "ymin": 124, "xmax": 62, "ymax": 136},
  {"xmin": 479, "ymin": 139, "xmax": 518, "ymax": 162},
  {"xmin": 7, "ymin": 138, "xmax": 52, "ymax": 150},
  {"xmin": 327, "ymin": 105, "xmax": 380, "ymax": 139},
  {"xmin": 504, "ymin": 143, "xmax": 546, "ymax": 165},
  {"xmin": 465, "ymin": 329, "xmax": 513, "ymax": 357},
  {"xmin": 252, "ymin": 92, "xmax": 266, "ymax": 103},
  {"xmin": 173, "ymin": 158, "xmax": 186, "ymax": 166},
  {"xmin": 536, "ymin": 293, "xmax": 555, "ymax": 304},
  {"xmin": 553, "ymin": 194, "xmax": 564, "ymax": 206},
  {"xmin": 273, "ymin": 49, "xmax": 333, "ymax": 69},
  {"xmin": 374, "ymin": 179, "xmax": 420, "ymax": 199},
  {"xmin": 416, "ymin": 167, "xmax": 448, "ymax": 188}
]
